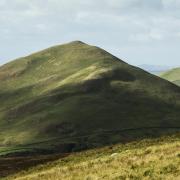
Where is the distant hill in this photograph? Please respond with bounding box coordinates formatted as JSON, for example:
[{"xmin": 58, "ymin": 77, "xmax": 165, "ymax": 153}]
[
  {"xmin": 139, "ymin": 64, "xmax": 172, "ymax": 74},
  {"xmin": 0, "ymin": 41, "xmax": 180, "ymax": 155},
  {"xmin": 160, "ymin": 67, "xmax": 180, "ymax": 86}
]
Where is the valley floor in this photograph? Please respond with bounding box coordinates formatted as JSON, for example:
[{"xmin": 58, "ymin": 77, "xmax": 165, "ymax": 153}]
[{"xmin": 3, "ymin": 134, "xmax": 180, "ymax": 180}]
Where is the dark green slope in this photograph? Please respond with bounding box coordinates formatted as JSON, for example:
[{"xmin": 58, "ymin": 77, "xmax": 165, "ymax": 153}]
[{"xmin": 0, "ymin": 41, "xmax": 180, "ymax": 155}]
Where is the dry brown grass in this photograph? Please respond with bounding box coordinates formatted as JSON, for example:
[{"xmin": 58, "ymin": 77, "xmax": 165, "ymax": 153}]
[{"xmin": 4, "ymin": 134, "xmax": 180, "ymax": 180}]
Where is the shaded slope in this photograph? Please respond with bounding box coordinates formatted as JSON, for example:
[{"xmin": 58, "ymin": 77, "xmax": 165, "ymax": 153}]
[
  {"xmin": 160, "ymin": 67, "xmax": 180, "ymax": 86},
  {"xmin": 0, "ymin": 41, "xmax": 180, "ymax": 154}
]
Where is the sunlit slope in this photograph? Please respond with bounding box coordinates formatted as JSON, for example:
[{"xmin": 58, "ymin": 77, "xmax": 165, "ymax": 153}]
[
  {"xmin": 0, "ymin": 41, "xmax": 180, "ymax": 154},
  {"xmin": 160, "ymin": 67, "xmax": 180, "ymax": 86},
  {"xmin": 5, "ymin": 134, "xmax": 180, "ymax": 180}
]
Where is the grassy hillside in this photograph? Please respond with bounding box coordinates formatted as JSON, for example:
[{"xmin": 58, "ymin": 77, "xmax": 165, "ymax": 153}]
[
  {"xmin": 0, "ymin": 41, "xmax": 180, "ymax": 156},
  {"xmin": 160, "ymin": 67, "xmax": 180, "ymax": 86},
  {"xmin": 4, "ymin": 134, "xmax": 180, "ymax": 180}
]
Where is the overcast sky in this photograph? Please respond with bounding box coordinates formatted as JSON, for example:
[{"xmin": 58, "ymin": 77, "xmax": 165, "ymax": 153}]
[{"xmin": 0, "ymin": 0, "xmax": 180, "ymax": 66}]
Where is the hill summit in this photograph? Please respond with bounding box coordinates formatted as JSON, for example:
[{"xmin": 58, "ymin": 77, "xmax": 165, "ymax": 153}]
[{"xmin": 0, "ymin": 41, "xmax": 180, "ymax": 155}]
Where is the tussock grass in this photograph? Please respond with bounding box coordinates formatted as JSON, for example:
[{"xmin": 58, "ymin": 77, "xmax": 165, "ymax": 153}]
[{"xmin": 4, "ymin": 134, "xmax": 180, "ymax": 180}]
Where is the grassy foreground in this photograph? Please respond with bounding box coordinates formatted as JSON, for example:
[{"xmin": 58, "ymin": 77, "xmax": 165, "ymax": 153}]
[{"xmin": 4, "ymin": 134, "xmax": 180, "ymax": 180}]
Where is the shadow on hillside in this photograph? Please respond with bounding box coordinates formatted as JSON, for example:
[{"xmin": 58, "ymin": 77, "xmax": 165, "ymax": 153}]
[{"xmin": 0, "ymin": 153, "xmax": 70, "ymax": 178}]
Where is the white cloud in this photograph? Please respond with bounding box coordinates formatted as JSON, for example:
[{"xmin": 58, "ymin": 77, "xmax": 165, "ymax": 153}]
[
  {"xmin": 0, "ymin": 0, "xmax": 180, "ymax": 66},
  {"xmin": 162, "ymin": 0, "xmax": 180, "ymax": 8},
  {"xmin": 129, "ymin": 31, "xmax": 163, "ymax": 42}
]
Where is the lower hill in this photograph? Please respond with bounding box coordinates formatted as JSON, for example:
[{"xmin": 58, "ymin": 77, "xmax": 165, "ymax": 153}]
[
  {"xmin": 160, "ymin": 67, "xmax": 180, "ymax": 86},
  {"xmin": 3, "ymin": 134, "xmax": 180, "ymax": 180},
  {"xmin": 0, "ymin": 41, "xmax": 180, "ymax": 156}
]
